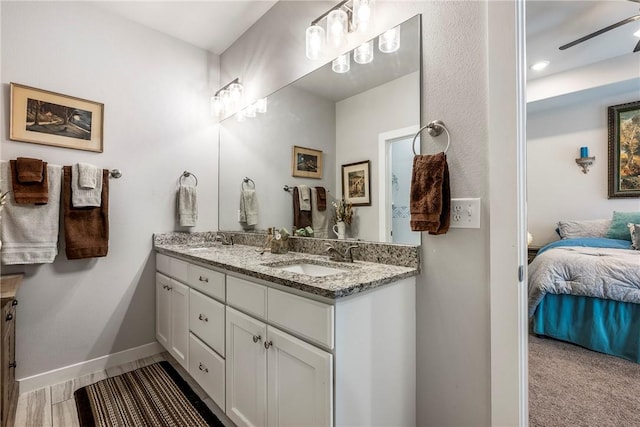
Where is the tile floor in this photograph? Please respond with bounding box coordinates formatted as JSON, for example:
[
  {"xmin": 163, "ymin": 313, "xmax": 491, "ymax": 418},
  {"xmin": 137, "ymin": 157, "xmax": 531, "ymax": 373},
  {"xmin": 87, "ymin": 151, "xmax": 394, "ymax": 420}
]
[{"xmin": 12, "ymin": 352, "xmax": 233, "ymax": 427}]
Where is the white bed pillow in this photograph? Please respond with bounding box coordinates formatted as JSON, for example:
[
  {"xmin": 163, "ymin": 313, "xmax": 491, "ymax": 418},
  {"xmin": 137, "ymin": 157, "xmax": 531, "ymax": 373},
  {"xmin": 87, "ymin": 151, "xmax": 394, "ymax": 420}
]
[
  {"xmin": 628, "ymin": 223, "xmax": 640, "ymax": 250},
  {"xmin": 556, "ymin": 219, "xmax": 611, "ymax": 239}
]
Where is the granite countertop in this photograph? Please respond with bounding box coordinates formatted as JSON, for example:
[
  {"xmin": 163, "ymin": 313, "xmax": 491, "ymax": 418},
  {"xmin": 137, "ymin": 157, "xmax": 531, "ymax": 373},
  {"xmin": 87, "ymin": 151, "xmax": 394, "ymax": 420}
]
[{"xmin": 154, "ymin": 243, "xmax": 418, "ymax": 300}]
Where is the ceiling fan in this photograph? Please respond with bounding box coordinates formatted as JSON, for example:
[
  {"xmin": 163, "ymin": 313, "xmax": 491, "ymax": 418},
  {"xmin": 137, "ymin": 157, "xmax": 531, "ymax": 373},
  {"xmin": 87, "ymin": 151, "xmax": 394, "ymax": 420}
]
[{"xmin": 559, "ymin": 3, "xmax": 640, "ymax": 53}]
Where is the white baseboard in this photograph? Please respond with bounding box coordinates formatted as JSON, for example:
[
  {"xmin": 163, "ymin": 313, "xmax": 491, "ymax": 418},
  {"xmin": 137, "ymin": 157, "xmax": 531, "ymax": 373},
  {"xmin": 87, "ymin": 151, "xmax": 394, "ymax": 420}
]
[{"xmin": 18, "ymin": 341, "xmax": 164, "ymax": 394}]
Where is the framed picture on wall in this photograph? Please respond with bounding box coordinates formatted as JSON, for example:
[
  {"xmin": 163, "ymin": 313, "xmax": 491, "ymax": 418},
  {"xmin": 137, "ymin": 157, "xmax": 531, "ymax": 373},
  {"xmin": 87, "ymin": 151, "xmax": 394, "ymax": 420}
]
[
  {"xmin": 342, "ymin": 160, "xmax": 371, "ymax": 206},
  {"xmin": 608, "ymin": 100, "xmax": 640, "ymax": 198},
  {"xmin": 292, "ymin": 145, "xmax": 323, "ymax": 179},
  {"xmin": 10, "ymin": 83, "xmax": 104, "ymax": 152}
]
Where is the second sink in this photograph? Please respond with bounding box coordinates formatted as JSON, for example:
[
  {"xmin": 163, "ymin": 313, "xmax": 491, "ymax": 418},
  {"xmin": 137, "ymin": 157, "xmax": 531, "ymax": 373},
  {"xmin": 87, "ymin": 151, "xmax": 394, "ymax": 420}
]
[{"xmin": 267, "ymin": 261, "xmax": 349, "ymax": 277}]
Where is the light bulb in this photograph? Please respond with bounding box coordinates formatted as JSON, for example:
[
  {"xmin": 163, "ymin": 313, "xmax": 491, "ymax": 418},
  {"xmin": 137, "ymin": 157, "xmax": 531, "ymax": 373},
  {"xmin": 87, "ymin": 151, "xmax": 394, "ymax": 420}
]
[
  {"xmin": 353, "ymin": 0, "xmax": 374, "ymax": 32},
  {"xmin": 219, "ymin": 89, "xmax": 231, "ymax": 111},
  {"xmin": 354, "ymin": 40, "xmax": 374, "ymax": 64},
  {"xmin": 228, "ymin": 82, "xmax": 243, "ymax": 109},
  {"xmin": 327, "ymin": 9, "xmax": 348, "ymax": 48},
  {"xmin": 530, "ymin": 61, "xmax": 549, "ymax": 71},
  {"xmin": 211, "ymin": 95, "xmax": 224, "ymax": 116},
  {"xmin": 332, "ymin": 53, "xmax": 350, "ymax": 73},
  {"xmin": 306, "ymin": 24, "xmax": 325, "ymax": 60},
  {"xmin": 379, "ymin": 26, "xmax": 400, "ymax": 53}
]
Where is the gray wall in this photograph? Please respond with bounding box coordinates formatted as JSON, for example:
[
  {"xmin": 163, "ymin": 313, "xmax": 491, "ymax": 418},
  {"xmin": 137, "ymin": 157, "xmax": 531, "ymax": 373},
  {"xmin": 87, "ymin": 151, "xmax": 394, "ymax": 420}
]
[
  {"xmin": 1, "ymin": 2, "xmax": 219, "ymax": 378},
  {"xmin": 221, "ymin": 2, "xmax": 491, "ymax": 425}
]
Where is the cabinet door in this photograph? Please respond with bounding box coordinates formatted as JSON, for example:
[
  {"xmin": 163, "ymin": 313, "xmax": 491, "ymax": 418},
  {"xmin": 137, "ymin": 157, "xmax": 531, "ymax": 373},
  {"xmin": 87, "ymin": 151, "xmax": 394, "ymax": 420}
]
[
  {"xmin": 170, "ymin": 279, "xmax": 189, "ymax": 370},
  {"xmin": 226, "ymin": 307, "xmax": 267, "ymax": 427},
  {"xmin": 266, "ymin": 326, "xmax": 333, "ymax": 427},
  {"xmin": 156, "ymin": 273, "xmax": 171, "ymax": 350}
]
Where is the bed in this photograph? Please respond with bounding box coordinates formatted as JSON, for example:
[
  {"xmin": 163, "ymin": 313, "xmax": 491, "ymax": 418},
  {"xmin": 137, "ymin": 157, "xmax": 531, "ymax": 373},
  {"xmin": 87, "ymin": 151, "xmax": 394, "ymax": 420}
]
[{"xmin": 528, "ymin": 237, "xmax": 640, "ymax": 363}]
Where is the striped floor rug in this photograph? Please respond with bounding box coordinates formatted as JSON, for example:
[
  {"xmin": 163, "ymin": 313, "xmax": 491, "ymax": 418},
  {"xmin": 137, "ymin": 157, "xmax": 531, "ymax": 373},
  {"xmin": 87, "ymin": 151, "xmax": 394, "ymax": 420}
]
[{"xmin": 74, "ymin": 361, "xmax": 223, "ymax": 427}]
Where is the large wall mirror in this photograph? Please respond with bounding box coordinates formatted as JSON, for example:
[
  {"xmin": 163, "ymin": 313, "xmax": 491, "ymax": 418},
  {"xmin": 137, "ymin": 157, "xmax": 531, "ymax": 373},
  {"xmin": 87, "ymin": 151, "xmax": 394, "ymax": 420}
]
[{"xmin": 219, "ymin": 14, "xmax": 421, "ymax": 244}]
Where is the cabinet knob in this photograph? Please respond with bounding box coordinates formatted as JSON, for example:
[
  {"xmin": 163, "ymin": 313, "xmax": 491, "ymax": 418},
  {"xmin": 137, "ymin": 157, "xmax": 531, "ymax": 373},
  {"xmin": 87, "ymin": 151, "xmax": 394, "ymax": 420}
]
[
  {"xmin": 12, "ymin": 299, "xmax": 18, "ymax": 306},
  {"xmin": 8, "ymin": 361, "xmax": 16, "ymax": 369},
  {"xmin": 199, "ymin": 276, "xmax": 209, "ymax": 283},
  {"xmin": 5, "ymin": 313, "xmax": 13, "ymax": 321},
  {"xmin": 252, "ymin": 335, "xmax": 262, "ymax": 343},
  {"xmin": 198, "ymin": 314, "xmax": 208, "ymax": 322},
  {"xmin": 264, "ymin": 340, "xmax": 273, "ymax": 350},
  {"xmin": 198, "ymin": 362, "xmax": 208, "ymax": 373}
]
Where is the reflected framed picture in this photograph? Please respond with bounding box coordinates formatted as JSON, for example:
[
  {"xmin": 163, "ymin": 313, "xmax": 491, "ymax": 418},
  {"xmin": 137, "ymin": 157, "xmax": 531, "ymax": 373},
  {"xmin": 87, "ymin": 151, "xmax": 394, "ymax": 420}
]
[
  {"xmin": 608, "ymin": 100, "xmax": 640, "ymax": 198},
  {"xmin": 10, "ymin": 83, "xmax": 104, "ymax": 152},
  {"xmin": 292, "ymin": 145, "xmax": 323, "ymax": 179},
  {"xmin": 342, "ymin": 160, "xmax": 371, "ymax": 206}
]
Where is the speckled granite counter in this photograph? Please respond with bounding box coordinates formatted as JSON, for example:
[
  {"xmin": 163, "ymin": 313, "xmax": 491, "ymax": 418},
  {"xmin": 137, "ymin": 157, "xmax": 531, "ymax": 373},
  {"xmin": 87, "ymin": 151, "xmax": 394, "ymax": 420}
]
[{"xmin": 154, "ymin": 236, "xmax": 419, "ymax": 300}]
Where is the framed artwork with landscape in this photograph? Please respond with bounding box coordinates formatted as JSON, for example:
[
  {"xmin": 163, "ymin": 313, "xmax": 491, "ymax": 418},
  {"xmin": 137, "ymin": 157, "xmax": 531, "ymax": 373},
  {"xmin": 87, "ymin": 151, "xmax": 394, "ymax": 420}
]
[
  {"xmin": 292, "ymin": 145, "xmax": 323, "ymax": 179},
  {"xmin": 10, "ymin": 83, "xmax": 104, "ymax": 152},
  {"xmin": 608, "ymin": 100, "xmax": 640, "ymax": 198},
  {"xmin": 342, "ymin": 160, "xmax": 371, "ymax": 206}
]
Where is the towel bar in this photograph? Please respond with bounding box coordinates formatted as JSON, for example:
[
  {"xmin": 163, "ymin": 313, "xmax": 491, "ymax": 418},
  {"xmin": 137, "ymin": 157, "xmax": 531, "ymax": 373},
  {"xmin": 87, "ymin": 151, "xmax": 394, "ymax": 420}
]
[
  {"xmin": 283, "ymin": 185, "xmax": 329, "ymax": 193},
  {"xmin": 412, "ymin": 120, "xmax": 450, "ymax": 156},
  {"xmin": 180, "ymin": 171, "xmax": 198, "ymax": 186}
]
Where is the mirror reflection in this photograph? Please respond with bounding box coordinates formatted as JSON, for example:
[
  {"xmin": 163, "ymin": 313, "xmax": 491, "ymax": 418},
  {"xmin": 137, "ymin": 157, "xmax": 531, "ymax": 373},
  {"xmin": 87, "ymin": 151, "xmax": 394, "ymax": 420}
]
[{"xmin": 219, "ymin": 15, "xmax": 421, "ymax": 244}]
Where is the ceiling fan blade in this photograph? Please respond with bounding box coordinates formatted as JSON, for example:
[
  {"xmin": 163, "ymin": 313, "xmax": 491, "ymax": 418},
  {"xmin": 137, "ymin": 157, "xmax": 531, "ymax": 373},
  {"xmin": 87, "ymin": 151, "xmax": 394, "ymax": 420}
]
[
  {"xmin": 634, "ymin": 39, "xmax": 640, "ymax": 53},
  {"xmin": 559, "ymin": 14, "xmax": 640, "ymax": 50}
]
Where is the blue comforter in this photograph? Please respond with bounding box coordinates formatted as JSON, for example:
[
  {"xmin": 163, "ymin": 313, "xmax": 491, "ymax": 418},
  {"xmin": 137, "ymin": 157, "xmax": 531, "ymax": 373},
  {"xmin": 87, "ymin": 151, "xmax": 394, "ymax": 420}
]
[{"xmin": 537, "ymin": 237, "xmax": 632, "ymax": 255}]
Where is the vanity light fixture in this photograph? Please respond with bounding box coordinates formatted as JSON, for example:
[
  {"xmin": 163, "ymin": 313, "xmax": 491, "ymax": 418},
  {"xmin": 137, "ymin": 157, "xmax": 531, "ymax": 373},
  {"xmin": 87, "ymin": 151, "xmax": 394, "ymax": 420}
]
[
  {"xmin": 211, "ymin": 78, "xmax": 244, "ymax": 117},
  {"xmin": 332, "ymin": 53, "xmax": 351, "ymax": 73},
  {"xmin": 353, "ymin": 39, "xmax": 374, "ymax": 64},
  {"xmin": 379, "ymin": 25, "xmax": 400, "ymax": 53},
  {"xmin": 530, "ymin": 60, "xmax": 549, "ymax": 71},
  {"xmin": 352, "ymin": 0, "xmax": 374, "ymax": 32}
]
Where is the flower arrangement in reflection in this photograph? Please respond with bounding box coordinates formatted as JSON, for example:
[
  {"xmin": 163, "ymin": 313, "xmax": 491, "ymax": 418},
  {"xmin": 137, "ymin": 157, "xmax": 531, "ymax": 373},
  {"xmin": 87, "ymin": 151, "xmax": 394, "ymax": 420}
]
[{"xmin": 332, "ymin": 198, "xmax": 353, "ymax": 225}]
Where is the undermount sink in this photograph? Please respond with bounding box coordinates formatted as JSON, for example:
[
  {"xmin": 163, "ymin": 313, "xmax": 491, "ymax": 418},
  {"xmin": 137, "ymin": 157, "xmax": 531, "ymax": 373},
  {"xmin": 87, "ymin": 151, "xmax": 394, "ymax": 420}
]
[{"xmin": 272, "ymin": 262, "xmax": 348, "ymax": 277}]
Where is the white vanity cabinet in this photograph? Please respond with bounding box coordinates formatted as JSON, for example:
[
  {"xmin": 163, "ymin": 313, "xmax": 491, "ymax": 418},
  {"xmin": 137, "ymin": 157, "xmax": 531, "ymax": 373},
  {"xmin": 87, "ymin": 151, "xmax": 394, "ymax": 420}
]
[{"xmin": 155, "ymin": 272, "xmax": 189, "ymax": 369}]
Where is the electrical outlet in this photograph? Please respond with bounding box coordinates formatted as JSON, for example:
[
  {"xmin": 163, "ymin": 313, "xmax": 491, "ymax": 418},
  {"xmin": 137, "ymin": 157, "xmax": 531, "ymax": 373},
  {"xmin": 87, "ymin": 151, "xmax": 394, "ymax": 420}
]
[{"xmin": 450, "ymin": 198, "xmax": 481, "ymax": 228}]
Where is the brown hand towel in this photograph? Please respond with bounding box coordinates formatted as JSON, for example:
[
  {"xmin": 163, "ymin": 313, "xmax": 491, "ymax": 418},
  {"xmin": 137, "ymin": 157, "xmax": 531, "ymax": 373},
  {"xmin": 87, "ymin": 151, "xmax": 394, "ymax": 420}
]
[
  {"xmin": 63, "ymin": 166, "xmax": 109, "ymax": 259},
  {"xmin": 315, "ymin": 186, "xmax": 327, "ymax": 211},
  {"xmin": 10, "ymin": 159, "xmax": 49, "ymax": 204},
  {"xmin": 293, "ymin": 187, "xmax": 312, "ymax": 229},
  {"xmin": 410, "ymin": 152, "xmax": 450, "ymax": 235},
  {"xmin": 16, "ymin": 157, "xmax": 44, "ymax": 183}
]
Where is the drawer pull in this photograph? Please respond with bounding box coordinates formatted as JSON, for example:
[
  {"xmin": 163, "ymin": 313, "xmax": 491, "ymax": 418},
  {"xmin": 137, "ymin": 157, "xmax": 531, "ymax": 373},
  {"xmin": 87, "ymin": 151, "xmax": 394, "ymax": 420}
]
[
  {"xmin": 198, "ymin": 314, "xmax": 208, "ymax": 322},
  {"xmin": 12, "ymin": 299, "xmax": 18, "ymax": 306},
  {"xmin": 5, "ymin": 313, "xmax": 13, "ymax": 321},
  {"xmin": 8, "ymin": 361, "xmax": 16, "ymax": 369},
  {"xmin": 198, "ymin": 362, "xmax": 208, "ymax": 373},
  {"xmin": 264, "ymin": 340, "xmax": 273, "ymax": 350},
  {"xmin": 199, "ymin": 276, "xmax": 209, "ymax": 283},
  {"xmin": 252, "ymin": 335, "xmax": 262, "ymax": 343}
]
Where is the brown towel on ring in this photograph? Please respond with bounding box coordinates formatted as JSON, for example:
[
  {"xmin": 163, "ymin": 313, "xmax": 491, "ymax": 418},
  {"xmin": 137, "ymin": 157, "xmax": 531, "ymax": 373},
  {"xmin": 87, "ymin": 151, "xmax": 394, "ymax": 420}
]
[
  {"xmin": 63, "ymin": 166, "xmax": 109, "ymax": 259},
  {"xmin": 293, "ymin": 187, "xmax": 312, "ymax": 229},
  {"xmin": 410, "ymin": 152, "xmax": 450, "ymax": 235},
  {"xmin": 10, "ymin": 159, "xmax": 49, "ymax": 204},
  {"xmin": 315, "ymin": 186, "xmax": 327, "ymax": 211},
  {"xmin": 17, "ymin": 157, "xmax": 45, "ymax": 183}
]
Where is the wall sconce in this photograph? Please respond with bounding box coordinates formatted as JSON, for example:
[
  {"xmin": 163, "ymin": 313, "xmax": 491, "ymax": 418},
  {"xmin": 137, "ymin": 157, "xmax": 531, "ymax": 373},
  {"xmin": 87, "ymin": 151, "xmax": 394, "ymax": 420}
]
[
  {"xmin": 211, "ymin": 78, "xmax": 243, "ymax": 118},
  {"xmin": 575, "ymin": 146, "xmax": 595, "ymax": 174}
]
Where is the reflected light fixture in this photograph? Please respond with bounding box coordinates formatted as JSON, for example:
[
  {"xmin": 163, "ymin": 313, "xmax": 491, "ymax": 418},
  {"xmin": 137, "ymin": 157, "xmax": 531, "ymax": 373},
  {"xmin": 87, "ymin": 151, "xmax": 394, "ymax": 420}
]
[
  {"xmin": 379, "ymin": 25, "xmax": 400, "ymax": 53},
  {"xmin": 211, "ymin": 78, "xmax": 243, "ymax": 118},
  {"xmin": 332, "ymin": 53, "xmax": 350, "ymax": 73},
  {"xmin": 354, "ymin": 39, "xmax": 374, "ymax": 64},
  {"xmin": 353, "ymin": 0, "xmax": 374, "ymax": 32},
  {"xmin": 530, "ymin": 61, "xmax": 549, "ymax": 71}
]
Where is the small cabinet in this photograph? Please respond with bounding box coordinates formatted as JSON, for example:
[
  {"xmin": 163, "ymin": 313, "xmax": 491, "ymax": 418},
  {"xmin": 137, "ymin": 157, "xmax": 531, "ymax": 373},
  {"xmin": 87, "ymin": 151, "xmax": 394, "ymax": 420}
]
[
  {"xmin": 1, "ymin": 274, "xmax": 21, "ymax": 427},
  {"xmin": 156, "ymin": 273, "xmax": 189, "ymax": 370},
  {"xmin": 226, "ymin": 307, "xmax": 333, "ymax": 427}
]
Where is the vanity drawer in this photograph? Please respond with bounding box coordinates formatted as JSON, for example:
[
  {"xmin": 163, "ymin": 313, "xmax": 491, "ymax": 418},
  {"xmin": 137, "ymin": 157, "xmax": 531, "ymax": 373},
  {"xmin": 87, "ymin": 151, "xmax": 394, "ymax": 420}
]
[
  {"xmin": 170, "ymin": 258, "xmax": 189, "ymax": 283},
  {"xmin": 188, "ymin": 265, "xmax": 225, "ymax": 302},
  {"xmin": 267, "ymin": 288, "xmax": 335, "ymax": 350},
  {"xmin": 156, "ymin": 253, "xmax": 170, "ymax": 276},
  {"xmin": 189, "ymin": 333, "xmax": 225, "ymax": 411},
  {"xmin": 189, "ymin": 289, "xmax": 225, "ymax": 356},
  {"xmin": 226, "ymin": 276, "xmax": 266, "ymax": 320}
]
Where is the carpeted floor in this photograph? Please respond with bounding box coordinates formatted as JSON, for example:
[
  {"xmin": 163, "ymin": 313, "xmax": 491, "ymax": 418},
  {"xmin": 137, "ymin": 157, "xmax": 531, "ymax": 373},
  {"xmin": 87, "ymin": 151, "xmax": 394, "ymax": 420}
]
[{"xmin": 529, "ymin": 335, "xmax": 640, "ymax": 427}]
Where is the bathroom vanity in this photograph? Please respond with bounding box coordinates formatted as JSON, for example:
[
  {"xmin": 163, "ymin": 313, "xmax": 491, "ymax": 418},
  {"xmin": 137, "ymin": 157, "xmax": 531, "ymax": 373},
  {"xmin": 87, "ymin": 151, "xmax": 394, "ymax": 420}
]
[{"xmin": 154, "ymin": 233, "xmax": 418, "ymax": 427}]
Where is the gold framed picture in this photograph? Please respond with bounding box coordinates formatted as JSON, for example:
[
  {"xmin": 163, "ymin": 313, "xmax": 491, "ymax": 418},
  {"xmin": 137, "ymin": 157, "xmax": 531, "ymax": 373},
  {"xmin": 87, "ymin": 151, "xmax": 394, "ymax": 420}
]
[
  {"xmin": 342, "ymin": 160, "xmax": 371, "ymax": 206},
  {"xmin": 10, "ymin": 83, "xmax": 104, "ymax": 152},
  {"xmin": 292, "ymin": 145, "xmax": 323, "ymax": 179}
]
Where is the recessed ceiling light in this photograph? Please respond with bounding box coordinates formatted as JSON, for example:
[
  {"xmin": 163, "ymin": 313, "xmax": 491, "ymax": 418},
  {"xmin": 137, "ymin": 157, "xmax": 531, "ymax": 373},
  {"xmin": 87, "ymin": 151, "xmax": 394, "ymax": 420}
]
[
  {"xmin": 634, "ymin": 28, "xmax": 640, "ymax": 38},
  {"xmin": 530, "ymin": 61, "xmax": 550, "ymax": 71}
]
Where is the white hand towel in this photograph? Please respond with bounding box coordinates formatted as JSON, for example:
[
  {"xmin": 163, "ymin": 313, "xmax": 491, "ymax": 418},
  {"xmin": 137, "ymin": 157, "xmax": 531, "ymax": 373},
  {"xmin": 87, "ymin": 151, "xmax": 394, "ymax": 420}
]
[
  {"xmin": 310, "ymin": 187, "xmax": 328, "ymax": 238},
  {"xmin": 78, "ymin": 162, "xmax": 98, "ymax": 189},
  {"xmin": 71, "ymin": 163, "xmax": 102, "ymax": 207},
  {"xmin": 239, "ymin": 189, "xmax": 258, "ymax": 226},
  {"xmin": 178, "ymin": 184, "xmax": 197, "ymax": 227},
  {"xmin": 1, "ymin": 161, "xmax": 62, "ymax": 264},
  {"xmin": 298, "ymin": 184, "xmax": 311, "ymax": 211}
]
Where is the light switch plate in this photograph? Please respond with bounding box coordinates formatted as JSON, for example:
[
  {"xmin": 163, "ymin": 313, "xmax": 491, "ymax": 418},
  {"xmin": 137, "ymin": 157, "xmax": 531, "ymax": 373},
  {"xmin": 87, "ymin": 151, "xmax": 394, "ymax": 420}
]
[{"xmin": 450, "ymin": 198, "xmax": 481, "ymax": 228}]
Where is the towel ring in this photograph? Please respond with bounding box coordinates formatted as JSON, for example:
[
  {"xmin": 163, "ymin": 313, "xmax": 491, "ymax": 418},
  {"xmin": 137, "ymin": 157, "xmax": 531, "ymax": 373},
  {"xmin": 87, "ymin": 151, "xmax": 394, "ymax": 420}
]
[
  {"xmin": 242, "ymin": 177, "xmax": 255, "ymax": 190},
  {"xmin": 180, "ymin": 171, "xmax": 198, "ymax": 186},
  {"xmin": 412, "ymin": 120, "xmax": 450, "ymax": 156}
]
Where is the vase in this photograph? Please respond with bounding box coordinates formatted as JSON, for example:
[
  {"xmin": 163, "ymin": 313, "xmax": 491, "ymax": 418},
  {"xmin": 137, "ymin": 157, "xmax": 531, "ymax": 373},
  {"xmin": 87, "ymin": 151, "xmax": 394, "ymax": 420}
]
[{"xmin": 332, "ymin": 221, "xmax": 346, "ymax": 239}]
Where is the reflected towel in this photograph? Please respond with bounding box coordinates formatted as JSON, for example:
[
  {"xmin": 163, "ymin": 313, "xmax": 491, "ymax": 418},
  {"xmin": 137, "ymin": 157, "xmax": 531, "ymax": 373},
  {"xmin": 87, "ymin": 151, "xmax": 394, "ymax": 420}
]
[
  {"xmin": 410, "ymin": 152, "xmax": 450, "ymax": 235},
  {"xmin": 72, "ymin": 163, "xmax": 103, "ymax": 207},
  {"xmin": 63, "ymin": 166, "xmax": 109, "ymax": 259},
  {"xmin": 78, "ymin": 162, "xmax": 98, "ymax": 189},
  {"xmin": 298, "ymin": 184, "xmax": 311, "ymax": 211},
  {"xmin": 310, "ymin": 187, "xmax": 328, "ymax": 238},
  {"xmin": 10, "ymin": 159, "xmax": 49, "ymax": 204},
  {"xmin": 315, "ymin": 186, "xmax": 326, "ymax": 211},
  {"xmin": 293, "ymin": 187, "xmax": 312, "ymax": 230},
  {"xmin": 239, "ymin": 189, "xmax": 258, "ymax": 227},
  {"xmin": 16, "ymin": 157, "xmax": 44, "ymax": 183},
  {"xmin": 178, "ymin": 185, "xmax": 197, "ymax": 227},
  {"xmin": 1, "ymin": 161, "xmax": 61, "ymax": 264}
]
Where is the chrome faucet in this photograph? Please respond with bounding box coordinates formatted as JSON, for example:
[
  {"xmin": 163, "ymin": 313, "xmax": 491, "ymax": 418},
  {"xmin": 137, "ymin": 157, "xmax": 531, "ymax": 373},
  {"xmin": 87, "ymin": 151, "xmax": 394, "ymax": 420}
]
[
  {"xmin": 324, "ymin": 243, "xmax": 358, "ymax": 263},
  {"xmin": 214, "ymin": 233, "xmax": 233, "ymax": 245}
]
